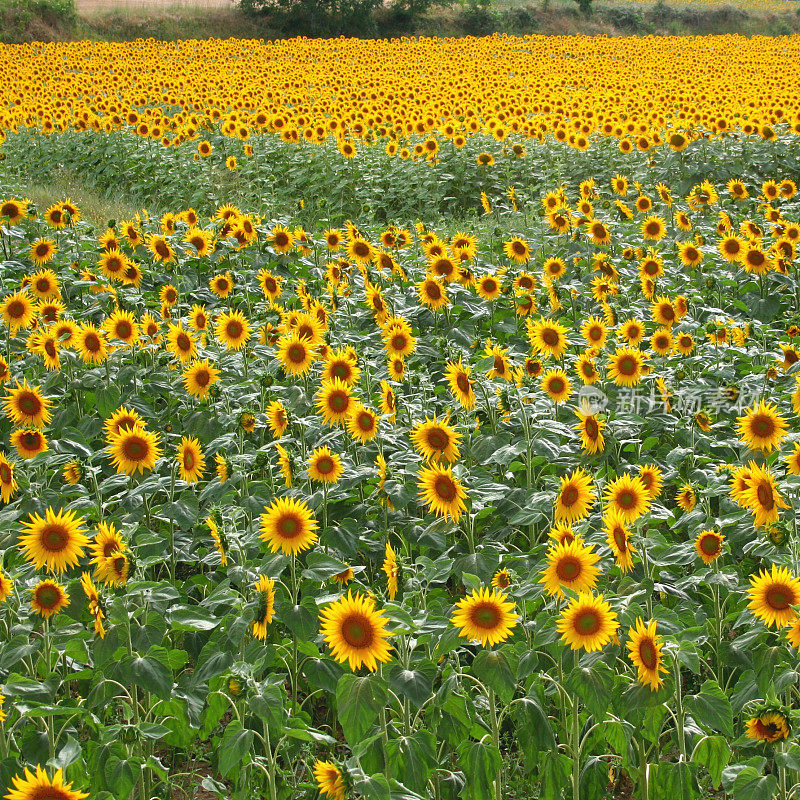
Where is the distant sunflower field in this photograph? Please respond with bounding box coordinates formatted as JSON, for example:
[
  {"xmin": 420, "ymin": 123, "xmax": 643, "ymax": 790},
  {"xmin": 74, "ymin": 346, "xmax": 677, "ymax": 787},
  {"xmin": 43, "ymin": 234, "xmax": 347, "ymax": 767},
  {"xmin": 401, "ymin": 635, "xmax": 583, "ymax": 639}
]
[{"xmin": 1, "ymin": 31, "xmax": 800, "ymax": 800}]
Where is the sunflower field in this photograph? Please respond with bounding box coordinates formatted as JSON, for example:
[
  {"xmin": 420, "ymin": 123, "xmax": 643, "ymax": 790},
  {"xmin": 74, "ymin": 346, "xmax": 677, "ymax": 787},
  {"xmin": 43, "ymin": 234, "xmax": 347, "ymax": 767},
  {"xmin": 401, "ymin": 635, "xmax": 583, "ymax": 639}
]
[{"xmin": 1, "ymin": 30, "xmax": 800, "ymax": 800}]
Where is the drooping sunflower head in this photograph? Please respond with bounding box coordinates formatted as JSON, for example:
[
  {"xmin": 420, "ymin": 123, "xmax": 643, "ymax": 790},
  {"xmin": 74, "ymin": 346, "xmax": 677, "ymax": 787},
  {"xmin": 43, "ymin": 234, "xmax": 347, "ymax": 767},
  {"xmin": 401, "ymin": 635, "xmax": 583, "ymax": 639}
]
[
  {"xmin": 746, "ymin": 709, "xmax": 791, "ymax": 743},
  {"xmin": 313, "ymin": 760, "xmax": 346, "ymax": 800}
]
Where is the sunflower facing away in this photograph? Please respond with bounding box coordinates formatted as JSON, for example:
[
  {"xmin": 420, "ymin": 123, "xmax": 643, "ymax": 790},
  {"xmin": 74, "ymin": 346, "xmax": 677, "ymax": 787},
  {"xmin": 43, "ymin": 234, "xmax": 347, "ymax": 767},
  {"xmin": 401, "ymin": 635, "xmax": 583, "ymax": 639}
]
[
  {"xmin": 557, "ymin": 592, "xmax": 619, "ymax": 652},
  {"xmin": 319, "ymin": 590, "xmax": 393, "ymax": 672},
  {"xmin": 0, "ymin": 452, "xmax": 17, "ymax": 503},
  {"xmin": 259, "ymin": 496, "xmax": 318, "ymax": 555},
  {"xmin": 4, "ymin": 765, "xmax": 88, "ymax": 800},
  {"xmin": 252, "ymin": 574, "xmax": 275, "ymax": 640},
  {"xmin": 451, "ymin": 586, "xmax": 518, "ymax": 647},
  {"xmin": 747, "ymin": 564, "xmax": 800, "ymax": 628},
  {"xmin": 540, "ymin": 539, "xmax": 601, "ymax": 598},
  {"xmin": 626, "ymin": 617, "xmax": 667, "ymax": 691},
  {"xmin": 417, "ymin": 464, "xmax": 468, "ymax": 523},
  {"xmin": 19, "ymin": 507, "xmax": 90, "ymax": 573}
]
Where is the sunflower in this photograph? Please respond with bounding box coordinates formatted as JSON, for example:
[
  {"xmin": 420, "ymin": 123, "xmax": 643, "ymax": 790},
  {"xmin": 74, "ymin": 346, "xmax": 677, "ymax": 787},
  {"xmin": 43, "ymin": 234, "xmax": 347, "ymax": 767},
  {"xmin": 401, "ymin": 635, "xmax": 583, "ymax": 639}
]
[
  {"xmin": 19, "ymin": 507, "xmax": 89, "ymax": 574},
  {"xmin": 319, "ymin": 590, "xmax": 393, "ymax": 672},
  {"xmin": 251, "ymin": 575, "xmax": 275, "ymax": 641},
  {"xmin": 451, "ymin": 586, "xmax": 517, "ymax": 647},
  {"xmin": 627, "ymin": 618, "xmax": 667, "ymax": 691},
  {"xmin": 637, "ymin": 465, "xmax": 663, "ymax": 499},
  {"xmin": 747, "ymin": 565, "xmax": 800, "ymax": 628},
  {"xmin": 573, "ymin": 409, "xmax": 605, "ymax": 454},
  {"xmin": 347, "ymin": 404, "xmax": 378, "ymax": 444},
  {"xmin": 107, "ymin": 423, "xmax": 161, "ymax": 475},
  {"xmin": 676, "ymin": 483, "xmax": 697, "ymax": 513},
  {"xmin": 322, "ymin": 349, "xmax": 360, "ymax": 386},
  {"xmin": 215, "ymin": 310, "xmax": 251, "ymax": 351},
  {"xmin": 347, "ymin": 236, "xmax": 374, "ymax": 264},
  {"xmin": 737, "ymin": 400, "xmax": 788, "ymax": 453},
  {"xmin": 31, "ymin": 578, "xmax": 70, "ymax": 619},
  {"xmin": 313, "ymin": 760, "xmax": 346, "ymax": 800},
  {"xmin": 0, "ymin": 452, "xmax": 17, "ymax": 503},
  {"xmin": 746, "ymin": 711, "xmax": 791, "ymax": 743},
  {"xmin": 0, "ymin": 197, "xmax": 28, "ymax": 224},
  {"xmin": 103, "ymin": 310, "xmax": 139, "ymax": 346},
  {"xmin": 504, "ymin": 237, "xmax": 530, "ymax": 264},
  {"xmin": 316, "ymin": 378, "xmax": 354, "ymax": 427},
  {"xmin": 604, "ymin": 511, "xmax": 635, "ymax": 572},
  {"xmin": 541, "ymin": 369, "xmax": 571, "ymax": 404},
  {"xmin": 476, "ymin": 274, "xmax": 502, "ymax": 302},
  {"xmin": 785, "ymin": 442, "xmax": 800, "ymax": 476},
  {"xmin": 11, "ymin": 428, "xmax": 48, "ymax": 459},
  {"xmin": 607, "ymin": 347, "xmax": 646, "ymax": 387},
  {"xmin": 557, "ymin": 593, "xmax": 618, "ymax": 652},
  {"xmin": 259, "ymin": 497, "xmax": 318, "ymax": 555},
  {"xmin": 528, "ymin": 317, "xmax": 569, "ymax": 359},
  {"xmin": 4, "ymin": 765, "xmax": 88, "ymax": 800},
  {"xmin": 30, "ymin": 241, "xmax": 58, "ymax": 271},
  {"xmin": 94, "ymin": 551, "xmax": 131, "ymax": 587},
  {"xmin": 277, "ymin": 333, "xmax": 315, "ymax": 376},
  {"xmin": 265, "ymin": 400, "xmax": 288, "ymax": 439},
  {"xmin": 90, "ymin": 521, "xmax": 125, "ymax": 569},
  {"xmin": 382, "ymin": 541, "xmax": 398, "ymax": 600},
  {"xmin": 411, "ymin": 415, "xmax": 461, "ymax": 464},
  {"xmin": 1, "ymin": 291, "xmax": 36, "ymax": 334},
  {"xmin": 618, "ymin": 318, "xmax": 645, "ymax": 346},
  {"xmin": 0, "ymin": 568, "xmax": 13, "ymax": 604},
  {"xmin": 580, "ymin": 317, "xmax": 608, "ymax": 349},
  {"xmin": 417, "ymin": 464, "xmax": 467, "ymax": 523},
  {"xmin": 604, "ymin": 474, "xmax": 651, "ymax": 524},
  {"xmin": 445, "ymin": 360, "xmax": 475, "ymax": 409},
  {"xmin": 183, "ymin": 359, "xmax": 220, "ymax": 401},
  {"xmin": 554, "ymin": 468, "xmax": 595, "ymax": 523},
  {"xmin": 308, "ymin": 446, "xmax": 343, "ymax": 484},
  {"xmin": 492, "ymin": 568, "xmax": 511, "ymax": 589},
  {"xmin": 380, "ymin": 380, "xmax": 396, "ymax": 421},
  {"xmin": 176, "ymin": 437, "xmax": 205, "ymax": 483},
  {"xmin": 741, "ymin": 462, "xmax": 787, "ymax": 527},
  {"xmin": 417, "ymin": 277, "xmax": 449, "ymax": 310},
  {"xmin": 103, "ymin": 406, "xmax": 143, "ymax": 438},
  {"xmin": 76, "ymin": 324, "xmax": 108, "ymax": 364},
  {"xmin": 694, "ymin": 529, "xmax": 724, "ymax": 565},
  {"xmin": 540, "ymin": 539, "xmax": 601, "ymax": 598},
  {"xmin": 3, "ymin": 380, "xmax": 51, "ymax": 428}
]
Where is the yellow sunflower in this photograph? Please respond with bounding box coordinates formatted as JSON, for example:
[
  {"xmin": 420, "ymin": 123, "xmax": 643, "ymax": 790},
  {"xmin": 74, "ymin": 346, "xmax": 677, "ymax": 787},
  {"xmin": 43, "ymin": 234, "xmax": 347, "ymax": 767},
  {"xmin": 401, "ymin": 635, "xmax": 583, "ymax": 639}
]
[
  {"xmin": 736, "ymin": 400, "xmax": 788, "ymax": 453},
  {"xmin": 3, "ymin": 380, "xmax": 51, "ymax": 428},
  {"xmin": 347, "ymin": 404, "xmax": 379, "ymax": 444},
  {"xmin": 11, "ymin": 428, "xmax": 48, "ymax": 459},
  {"xmin": 316, "ymin": 378, "xmax": 354, "ymax": 427},
  {"xmin": 445, "ymin": 359, "xmax": 475, "ymax": 410},
  {"xmin": 417, "ymin": 464, "xmax": 468, "ymax": 523},
  {"xmin": 31, "ymin": 579, "xmax": 70, "ymax": 619},
  {"xmin": 747, "ymin": 564, "xmax": 800, "ymax": 628},
  {"xmin": 604, "ymin": 511, "xmax": 636, "ymax": 572},
  {"xmin": 541, "ymin": 369, "xmax": 572, "ymax": 404},
  {"xmin": 451, "ymin": 586, "xmax": 518, "ymax": 647},
  {"xmin": 604, "ymin": 474, "xmax": 651, "ymax": 524},
  {"xmin": 740, "ymin": 462, "xmax": 787, "ymax": 527},
  {"xmin": 557, "ymin": 592, "xmax": 618, "ymax": 652},
  {"xmin": 215, "ymin": 310, "xmax": 251, "ymax": 351},
  {"xmin": 313, "ymin": 760, "xmax": 346, "ymax": 800},
  {"xmin": 177, "ymin": 437, "xmax": 205, "ymax": 483},
  {"xmin": 746, "ymin": 711, "xmax": 791, "ymax": 743},
  {"xmin": 259, "ymin": 497, "xmax": 318, "ymax": 555},
  {"xmin": 107, "ymin": 424, "xmax": 162, "ymax": 475},
  {"xmin": 554, "ymin": 468, "xmax": 595, "ymax": 524},
  {"xmin": 695, "ymin": 530, "xmax": 725, "ymax": 565},
  {"xmin": 183, "ymin": 359, "xmax": 220, "ymax": 401},
  {"xmin": 252, "ymin": 575, "xmax": 275, "ymax": 641},
  {"xmin": 308, "ymin": 446, "xmax": 343, "ymax": 484},
  {"xmin": 277, "ymin": 333, "xmax": 315, "ymax": 376},
  {"xmin": 540, "ymin": 539, "xmax": 601, "ymax": 598},
  {"xmin": 626, "ymin": 618, "xmax": 667, "ymax": 691},
  {"xmin": 319, "ymin": 590, "xmax": 393, "ymax": 672},
  {"xmin": 573, "ymin": 409, "xmax": 605, "ymax": 454},
  {"xmin": 382, "ymin": 541, "xmax": 399, "ymax": 600},
  {"xmin": 0, "ymin": 452, "xmax": 18, "ymax": 503},
  {"xmin": 19, "ymin": 507, "xmax": 89, "ymax": 573},
  {"xmin": 411, "ymin": 414, "xmax": 461, "ymax": 464},
  {"xmin": 4, "ymin": 765, "xmax": 88, "ymax": 800}
]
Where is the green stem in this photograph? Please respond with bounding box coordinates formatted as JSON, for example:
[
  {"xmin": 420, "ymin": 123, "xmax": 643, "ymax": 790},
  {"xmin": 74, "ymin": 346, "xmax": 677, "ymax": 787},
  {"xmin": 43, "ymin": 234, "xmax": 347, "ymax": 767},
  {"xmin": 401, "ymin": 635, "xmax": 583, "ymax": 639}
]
[
  {"xmin": 673, "ymin": 655, "xmax": 687, "ymax": 761},
  {"xmin": 571, "ymin": 650, "xmax": 581, "ymax": 800},
  {"xmin": 489, "ymin": 687, "xmax": 502, "ymax": 800}
]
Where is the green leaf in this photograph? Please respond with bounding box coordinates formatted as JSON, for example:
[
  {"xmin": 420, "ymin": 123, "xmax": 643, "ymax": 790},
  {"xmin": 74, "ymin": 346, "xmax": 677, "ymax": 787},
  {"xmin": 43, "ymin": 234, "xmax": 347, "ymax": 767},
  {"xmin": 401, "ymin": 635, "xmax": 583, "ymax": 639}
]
[
  {"xmin": 355, "ymin": 773, "xmax": 390, "ymax": 800},
  {"xmin": 118, "ymin": 654, "xmax": 172, "ymax": 700},
  {"xmin": 301, "ymin": 552, "xmax": 351, "ymax": 580},
  {"xmin": 685, "ymin": 679, "xmax": 733, "ymax": 737},
  {"xmin": 692, "ymin": 735, "xmax": 730, "ymax": 789},
  {"xmin": 566, "ymin": 663, "xmax": 614, "ymax": 719},
  {"xmin": 104, "ymin": 755, "xmax": 136, "ymax": 799},
  {"xmin": 169, "ymin": 606, "xmax": 219, "ymax": 631},
  {"xmin": 732, "ymin": 766, "xmax": 777, "ymax": 800},
  {"xmin": 387, "ymin": 731, "xmax": 437, "ymax": 793},
  {"xmin": 540, "ymin": 751, "xmax": 572, "ymax": 800},
  {"xmin": 512, "ymin": 694, "xmax": 555, "ymax": 769},
  {"xmin": 471, "ymin": 649, "xmax": 516, "ymax": 704},
  {"xmin": 457, "ymin": 739, "xmax": 502, "ymax": 800},
  {"xmin": 335, "ymin": 674, "xmax": 387, "ymax": 745},
  {"xmin": 652, "ymin": 761, "xmax": 698, "ymax": 800},
  {"xmin": 217, "ymin": 721, "xmax": 254, "ymax": 778},
  {"xmin": 387, "ymin": 661, "xmax": 435, "ymax": 709}
]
